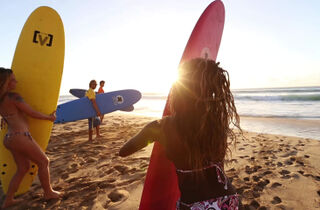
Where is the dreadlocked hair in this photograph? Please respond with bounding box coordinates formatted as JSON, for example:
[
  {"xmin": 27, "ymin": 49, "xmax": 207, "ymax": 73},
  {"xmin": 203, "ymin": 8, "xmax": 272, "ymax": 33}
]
[
  {"xmin": 169, "ymin": 58, "xmax": 241, "ymax": 171},
  {"xmin": 0, "ymin": 67, "xmax": 13, "ymax": 103}
]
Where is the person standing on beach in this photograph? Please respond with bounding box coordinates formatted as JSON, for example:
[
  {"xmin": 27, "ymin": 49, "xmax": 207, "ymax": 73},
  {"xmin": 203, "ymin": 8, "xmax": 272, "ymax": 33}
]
[
  {"xmin": 98, "ymin": 80, "xmax": 105, "ymax": 94},
  {"xmin": 86, "ymin": 80, "xmax": 103, "ymax": 141},
  {"xmin": 119, "ymin": 58, "xmax": 241, "ymax": 209},
  {"xmin": 0, "ymin": 67, "xmax": 61, "ymax": 208}
]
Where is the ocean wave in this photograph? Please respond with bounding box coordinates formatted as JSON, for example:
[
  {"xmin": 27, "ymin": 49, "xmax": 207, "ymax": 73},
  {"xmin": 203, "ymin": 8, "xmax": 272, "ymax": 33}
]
[
  {"xmin": 235, "ymin": 94, "xmax": 320, "ymax": 102},
  {"xmin": 233, "ymin": 87, "xmax": 320, "ymax": 94},
  {"xmin": 142, "ymin": 95, "xmax": 168, "ymax": 100},
  {"xmin": 239, "ymin": 114, "xmax": 320, "ymax": 119}
]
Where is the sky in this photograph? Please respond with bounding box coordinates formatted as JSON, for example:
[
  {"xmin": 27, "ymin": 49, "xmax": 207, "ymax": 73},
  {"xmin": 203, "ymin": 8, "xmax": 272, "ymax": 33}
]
[{"xmin": 0, "ymin": 0, "xmax": 319, "ymax": 95}]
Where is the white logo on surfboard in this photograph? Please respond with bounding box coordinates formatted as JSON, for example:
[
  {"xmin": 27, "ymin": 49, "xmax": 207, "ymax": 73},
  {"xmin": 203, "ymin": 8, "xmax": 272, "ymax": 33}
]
[
  {"xmin": 201, "ymin": 47, "xmax": 211, "ymax": 59},
  {"xmin": 113, "ymin": 95, "xmax": 124, "ymax": 105}
]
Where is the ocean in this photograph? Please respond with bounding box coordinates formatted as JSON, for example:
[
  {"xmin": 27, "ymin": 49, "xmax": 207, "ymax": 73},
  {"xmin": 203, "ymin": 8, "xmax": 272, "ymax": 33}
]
[{"xmin": 59, "ymin": 86, "xmax": 320, "ymax": 140}]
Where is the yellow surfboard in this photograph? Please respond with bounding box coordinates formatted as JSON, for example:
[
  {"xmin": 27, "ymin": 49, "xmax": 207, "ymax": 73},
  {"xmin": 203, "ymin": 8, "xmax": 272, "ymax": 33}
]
[{"xmin": 0, "ymin": 6, "xmax": 64, "ymax": 195}]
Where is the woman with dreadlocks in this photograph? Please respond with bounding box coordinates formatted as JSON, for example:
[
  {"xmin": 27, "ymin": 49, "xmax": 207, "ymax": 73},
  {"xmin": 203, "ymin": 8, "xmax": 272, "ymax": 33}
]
[
  {"xmin": 119, "ymin": 58, "xmax": 241, "ymax": 210},
  {"xmin": 0, "ymin": 67, "xmax": 61, "ymax": 208}
]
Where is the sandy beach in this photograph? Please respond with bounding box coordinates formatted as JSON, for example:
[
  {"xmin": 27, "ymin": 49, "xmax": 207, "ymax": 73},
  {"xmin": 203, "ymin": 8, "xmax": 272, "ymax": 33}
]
[{"xmin": 1, "ymin": 112, "xmax": 320, "ymax": 209}]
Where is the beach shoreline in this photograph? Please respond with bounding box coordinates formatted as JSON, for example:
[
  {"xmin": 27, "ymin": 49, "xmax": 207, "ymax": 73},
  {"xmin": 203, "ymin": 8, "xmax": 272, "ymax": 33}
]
[{"xmin": 0, "ymin": 112, "xmax": 319, "ymax": 209}]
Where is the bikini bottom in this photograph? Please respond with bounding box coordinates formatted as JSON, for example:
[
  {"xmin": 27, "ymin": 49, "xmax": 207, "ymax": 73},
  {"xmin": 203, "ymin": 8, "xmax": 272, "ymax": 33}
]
[
  {"xmin": 176, "ymin": 194, "xmax": 239, "ymax": 210},
  {"xmin": 4, "ymin": 131, "xmax": 32, "ymax": 141}
]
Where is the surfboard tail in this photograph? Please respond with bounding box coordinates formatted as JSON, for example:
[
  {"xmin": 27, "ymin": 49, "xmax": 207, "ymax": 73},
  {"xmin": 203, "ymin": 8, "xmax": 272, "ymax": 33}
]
[{"xmin": 139, "ymin": 142, "xmax": 179, "ymax": 210}]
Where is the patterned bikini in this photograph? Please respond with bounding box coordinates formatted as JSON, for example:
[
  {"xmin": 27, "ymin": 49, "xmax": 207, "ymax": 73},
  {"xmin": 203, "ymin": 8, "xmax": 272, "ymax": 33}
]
[
  {"xmin": 4, "ymin": 131, "xmax": 32, "ymax": 141},
  {"xmin": 176, "ymin": 162, "xmax": 239, "ymax": 210},
  {"xmin": 2, "ymin": 113, "xmax": 32, "ymax": 141}
]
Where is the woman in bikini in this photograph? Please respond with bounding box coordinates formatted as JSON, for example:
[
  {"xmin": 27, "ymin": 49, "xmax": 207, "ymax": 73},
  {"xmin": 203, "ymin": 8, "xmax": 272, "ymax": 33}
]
[
  {"xmin": 0, "ymin": 67, "xmax": 61, "ymax": 208},
  {"xmin": 119, "ymin": 58, "xmax": 241, "ymax": 210}
]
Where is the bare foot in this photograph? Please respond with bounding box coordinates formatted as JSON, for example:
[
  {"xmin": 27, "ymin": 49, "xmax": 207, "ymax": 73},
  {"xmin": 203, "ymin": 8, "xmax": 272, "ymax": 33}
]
[
  {"xmin": 96, "ymin": 134, "xmax": 103, "ymax": 138},
  {"xmin": 44, "ymin": 190, "xmax": 62, "ymax": 200},
  {"xmin": 1, "ymin": 198, "xmax": 23, "ymax": 209}
]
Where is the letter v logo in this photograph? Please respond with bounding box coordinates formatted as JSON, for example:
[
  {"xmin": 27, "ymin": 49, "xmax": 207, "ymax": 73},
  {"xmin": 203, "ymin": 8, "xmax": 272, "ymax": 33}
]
[
  {"xmin": 32, "ymin": 30, "xmax": 54, "ymax": 47},
  {"xmin": 38, "ymin": 35, "xmax": 49, "ymax": 46}
]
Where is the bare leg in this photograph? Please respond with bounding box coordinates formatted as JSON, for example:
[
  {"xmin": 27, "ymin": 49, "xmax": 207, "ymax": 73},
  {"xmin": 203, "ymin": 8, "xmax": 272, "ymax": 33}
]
[
  {"xmin": 89, "ymin": 129, "xmax": 93, "ymax": 141},
  {"xmin": 96, "ymin": 126, "xmax": 102, "ymax": 138},
  {"xmin": 7, "ymin": 136, "xmax": 61, "ymax": 200},
  {"xmin": 23, "ymin": 138, "xmax": 61, "ymax": 199},
  {"xmin": 1, "ymin": 150, "xmax": 29, "ymax": 208}
]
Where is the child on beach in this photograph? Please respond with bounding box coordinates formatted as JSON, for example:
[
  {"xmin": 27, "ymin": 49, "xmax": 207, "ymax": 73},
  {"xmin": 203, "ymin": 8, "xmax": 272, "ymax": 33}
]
[
  {"xmin": 119, "ymin": 58, "xmax": 241, "ymax": 209},
  {"xmin": 0, "ymin": 67, "xmax": 61, "ymax": 208},
  {"xmin": 86, "ymin": 80, "xmax": 103, "ymax": 141},
  {"xmin": 98, "ymin": 80, "xmax": 105, "ymax": 94}
]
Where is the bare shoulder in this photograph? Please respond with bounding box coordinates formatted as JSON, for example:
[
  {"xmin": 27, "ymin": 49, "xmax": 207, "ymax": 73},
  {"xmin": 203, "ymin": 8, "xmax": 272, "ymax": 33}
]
[
  {"xmin": 159, "ymin": 116, "xmax": 174, "ymax": 129},
  {"xmin": 144, "ymin": 119, "xmax": 161, "ymax": 131},
  {"xmin": 146, "ymin": 117, "xmax": 173, "ymax": 129},
  {"xmin": 7, "ymin": 92, "xmax": 24, "ymax": 103}
]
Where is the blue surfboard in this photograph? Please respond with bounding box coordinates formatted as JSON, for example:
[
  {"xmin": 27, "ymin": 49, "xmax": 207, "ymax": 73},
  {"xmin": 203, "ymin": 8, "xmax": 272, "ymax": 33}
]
[
  {"xmin": 69, "ymin": 88, "xmax": 91, "ymax": 98},
  {"xmin": 55, "ymin": 89, "xmax": 141, "ymax": 123},
  {"xmin": 69, "ymin": 88, "xmax": 134, "ymax": 112}
]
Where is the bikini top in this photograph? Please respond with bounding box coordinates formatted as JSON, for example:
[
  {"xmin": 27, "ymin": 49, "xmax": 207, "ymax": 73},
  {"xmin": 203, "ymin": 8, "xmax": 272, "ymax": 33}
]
[
  {"xmin": 176, "ymin": 162, "xmax": 228, "ymax": 190},
  {"xmin": 2, "ymin": 114, "xmax": 15, "ymax": 121},
  {"xmin": 1, "ymin": 113, "xmax": 16, "ymax": 123}
]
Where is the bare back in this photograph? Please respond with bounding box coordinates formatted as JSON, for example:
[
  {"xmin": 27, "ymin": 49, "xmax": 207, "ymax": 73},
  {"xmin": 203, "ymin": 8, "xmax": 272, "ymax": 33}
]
[
  {"xmin": 159, "ymin": 117, "xmax": 191, "ymax": 169},
  {"xmin": 159, "ymin": 116, "xmax": 237, "ymax": 203}
]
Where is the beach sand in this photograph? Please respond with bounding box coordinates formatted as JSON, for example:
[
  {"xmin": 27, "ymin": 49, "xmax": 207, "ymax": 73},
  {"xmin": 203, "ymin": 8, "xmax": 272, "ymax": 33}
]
[{"xmin": 1, "ymin": 112, "xmax": 320, "ymax": 209}]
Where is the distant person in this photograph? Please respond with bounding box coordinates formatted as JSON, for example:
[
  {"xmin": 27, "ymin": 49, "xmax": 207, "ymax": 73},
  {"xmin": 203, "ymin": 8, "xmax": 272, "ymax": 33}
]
[
  {"xmin": 0, "ymin": 67, "xmax": 61, "ymax": 208},
  {"xmin": 119, "ymin": 58, "xmax": 241, "ymax": 209},
  {"xmin": 86, "ymin": 80, "xmax": 103, "ymax": 141},
  {"xmin": 98, "ymin": 80, "xmax": 105, "ymax": 94}
]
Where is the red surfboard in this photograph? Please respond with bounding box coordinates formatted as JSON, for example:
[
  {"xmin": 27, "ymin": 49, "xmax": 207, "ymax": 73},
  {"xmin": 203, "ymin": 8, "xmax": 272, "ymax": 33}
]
[{"xmin": 139, "ymin": 1, "xmax": 225, "ymax": 209}]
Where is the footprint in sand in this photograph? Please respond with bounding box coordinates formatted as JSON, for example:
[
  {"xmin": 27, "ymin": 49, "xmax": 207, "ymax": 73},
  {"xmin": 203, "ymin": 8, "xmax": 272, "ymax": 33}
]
[
  {"xmin": 261, "ymin": 170, "xmax": 272, "ymax": 176},
  {"xmin": 243, "ymin": 177, "xmax": 250, "ymax": 182},
  {"xmin": 257, "ymin": 179, "xmax": 270, "ymax": 188},
  {"xmin": 290, "ymin": 156, "xmax": 296, "ymax": 161},
  {"xmin": 279, "ymin": 169, "xmax": 290, "ymax": 176},
  {"xmin": 98, "ymin": 181, "xmax": 116, "ymax": 189},
  {"xmin": 252, "ymin": 175, "xmax": 261, "ymax": 182},
  {"xmin": 271, "ymin": 182, "xmax": 282, "ymax": 188},
  {"xmin": 249, "ymin": 200, "xmax": 260, "ymax": 209},
  {"xmin": 292, "ymin": 173, "xmax": 300, "ymax": 179},
  {"xmin": 108, "ymin": 189, "xmax": 129, "ymax": 203},
  {"xmin": 61, "ymin": 173, "xmax": 69, "ymax": 179},
  {"xmin": 277, "ymin": 162, "xmax": 283, "ymax": 167},
  {"xmin": 63, "ymin": 126, "xmax": 72, "ymax": 130},
  {"xmin": 114, "ymin": 165, "xmax": 129, "ymax": 174},
  {"xmin": 284, "ymin": 159, "xmax": 293, "ymax": 165},
  {"xmin": 271, "ymin": 196, "xmax": 282, "ymax": 204},
  {"xmin": 280, "ymin": 150, "xmax": 297, "ymax": 158},
  {"xmin": 296, "ymin": 160, "xmax": 305, "ymax": 166},
  {"xmin": 97, "ymin": 163, "xmax": 110, "ymax": 169}
]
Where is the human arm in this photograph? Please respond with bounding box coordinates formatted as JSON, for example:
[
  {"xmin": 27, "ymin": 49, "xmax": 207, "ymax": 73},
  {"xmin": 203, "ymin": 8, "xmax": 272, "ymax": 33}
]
[
  {"xmin": 119, "ymin": 120, "xmax": 162, "ymax": 157},
  {"xmin": 9, "ymin": 93, "xmax": 56, "ymax": 122},
  {"xmin": 90, "ymin": 98, "xmax": 103, "ymax": 122},
  {"xmin": 86, "ymin": 89, "xmax": 103, "ymax": 122}
]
